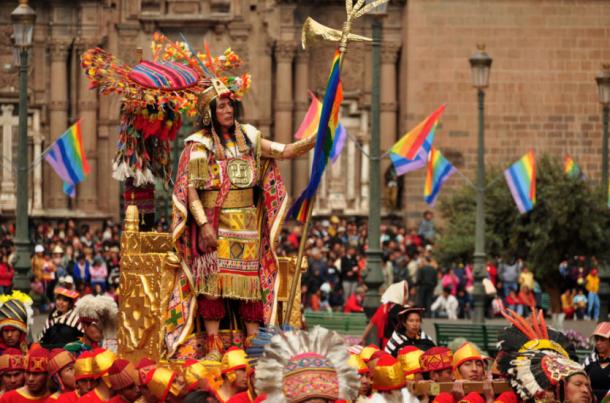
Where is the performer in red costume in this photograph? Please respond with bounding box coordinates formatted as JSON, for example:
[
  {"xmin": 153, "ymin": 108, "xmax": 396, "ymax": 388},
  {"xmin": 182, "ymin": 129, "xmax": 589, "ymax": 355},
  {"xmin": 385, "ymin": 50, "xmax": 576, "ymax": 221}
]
[
  {"xmin": 0, "ymin": 349, "xmax": 25, "ymax": 396},
  {"xmin": 45, "ymin": 349, "xmax": 75, "ymax": 402},
  {"xmin": 107, "ymin": 359, "xmax": 141, "ymax": 403},
  {"xmin": 0, "ymin": 348, "xmax": 51, "ymax": 402}
]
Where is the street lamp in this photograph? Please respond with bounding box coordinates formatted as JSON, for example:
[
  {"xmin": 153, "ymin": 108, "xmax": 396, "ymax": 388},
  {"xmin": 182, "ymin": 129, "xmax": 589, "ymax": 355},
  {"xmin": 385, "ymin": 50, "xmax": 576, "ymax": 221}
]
[
  {"xmin": 11, "ymin": 0, "xmax": 36, "ymax": 292},
  {"xmin": 596, "ymin": 64, "xmax": 610, "ymax": 320},
  {"xmin": 469, "ymin": 44, "xmax": 492, "ymax": 323},
  {"xmin": 363, "ymin": 0, "xmax": 388, "ymax": 343}
]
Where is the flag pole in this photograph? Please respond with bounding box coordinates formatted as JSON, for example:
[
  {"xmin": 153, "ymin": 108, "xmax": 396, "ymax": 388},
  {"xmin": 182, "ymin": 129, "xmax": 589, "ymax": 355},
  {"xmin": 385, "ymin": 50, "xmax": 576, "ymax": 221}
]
[
  {"xmin": 283, "ymin": 0, "xmax": 389, "ymax": 325},
  {"xmin": 283, "ymin": 199, "xmax": 315, "ymax": 325}
]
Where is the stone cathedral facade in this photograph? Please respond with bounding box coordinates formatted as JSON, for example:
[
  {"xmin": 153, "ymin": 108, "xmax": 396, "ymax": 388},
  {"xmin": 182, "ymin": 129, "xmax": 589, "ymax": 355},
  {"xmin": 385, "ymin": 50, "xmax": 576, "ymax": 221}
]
[{"xmin": 0, "ymin": 0, "xmax": 609, "ymax": 226}]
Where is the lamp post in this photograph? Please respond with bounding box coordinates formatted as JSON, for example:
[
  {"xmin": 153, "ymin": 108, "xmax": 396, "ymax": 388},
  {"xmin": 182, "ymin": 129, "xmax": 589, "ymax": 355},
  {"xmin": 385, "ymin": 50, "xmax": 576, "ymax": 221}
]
[
  {"xmin": 469, "ymin": 45, "xmax": 492, "ymax": 324},
  {"xmin": 596, "ymin": 65, "xmax": 610, "ymax": 320},
  {"xmin": 11, "ymin": 0, "xmax": 36, "ymax": 292},
  {"xmin": 363, "ymin": 0, "xmax": 387, "ymax": 343}
]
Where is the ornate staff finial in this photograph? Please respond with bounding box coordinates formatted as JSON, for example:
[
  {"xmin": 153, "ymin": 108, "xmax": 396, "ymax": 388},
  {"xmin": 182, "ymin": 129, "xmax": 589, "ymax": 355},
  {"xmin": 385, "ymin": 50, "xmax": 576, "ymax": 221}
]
[{"xmin": 301, "ymin": 0, "xmax": 390, "ymax": 54}]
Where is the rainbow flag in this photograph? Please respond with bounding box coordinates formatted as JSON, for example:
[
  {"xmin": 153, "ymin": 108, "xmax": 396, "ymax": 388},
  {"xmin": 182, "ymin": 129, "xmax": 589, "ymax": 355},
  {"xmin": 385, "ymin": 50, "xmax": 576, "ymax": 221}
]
[
  {"xmin": 504, "ymin": 151, "xmax": 536, "ymax": 214},
  {"xmin": 294, "ymin": 91, "xmax": 323, "ymax": 140},
  {"xmin": 390, "ymin": 123, "xmax": 437, "ymax": 176},
  {"xmin": 289, "ymin": 50, "xmax": 343, "ymax": 222},
  {"xmin": 390, "ymin": 104, "xmax": 446, "ymax": 161},
  {"xmin": 44, "ymin": 121, "xmax": 90, "ymax": 197},
  {"xmin": 295, "ymin": 91, "xmax": 347, "ymax": 164},
  {"xmin": 424, "ymin": 147, "xmax": 456, "ymax": 206},
  {"xmin": 564, "ymin": 155, "xmax": 583, "ymax": 179}
]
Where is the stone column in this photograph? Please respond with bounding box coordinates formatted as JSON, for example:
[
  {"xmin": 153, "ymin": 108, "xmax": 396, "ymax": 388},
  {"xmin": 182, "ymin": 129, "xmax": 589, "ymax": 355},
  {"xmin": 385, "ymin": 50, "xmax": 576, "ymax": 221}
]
[
  {"xmin": 274, "ymin": 41, "xmax": 296, "ymax": 195},
  {"xmin": 380, "ymin": 42, "xmax": 401, "ymax": 210},
  {"xmin": 0, "ymin": 105, "xmax": 16, "ymax": 211},
  {"xmin": 46, "ymin": 40, "xmax": 70, "ymax": 210},
  {"xmin": 293, "ymin": 49, "xmax": 310, "ymax": 197},
  {"xmin": 31, "ymin": 111, "xmax": 43, "ymax": 212},
  {"xmin": 76, "ymin": 40, "xmax": 99, "ymax": 213}
]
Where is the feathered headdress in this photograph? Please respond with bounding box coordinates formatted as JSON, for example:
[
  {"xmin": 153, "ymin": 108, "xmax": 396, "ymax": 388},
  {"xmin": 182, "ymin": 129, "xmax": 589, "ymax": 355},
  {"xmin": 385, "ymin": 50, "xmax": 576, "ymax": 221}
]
[
  {"xmin": 75, "ymin": 295, "xmax": 118, "ymax": 341},
  {"xmin": 497, "ymin": 303, "xmax": 582, "ymax": 400},
  {"xmin": 506, "ymin": 349, "xmax": 585, "ymax": 400},
  {"xmin": 254, "ymin": 326, "xmax": 359, "ymax": 403},
  {"xmin": 81, "ymin": 32, "xmax": 251, "ymax": 186}
]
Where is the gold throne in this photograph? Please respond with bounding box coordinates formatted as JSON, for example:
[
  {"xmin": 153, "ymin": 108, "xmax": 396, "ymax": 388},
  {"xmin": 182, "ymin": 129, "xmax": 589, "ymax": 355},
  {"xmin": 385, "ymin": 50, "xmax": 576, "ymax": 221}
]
[{"xmin": 118, "ymin": 205, "xmax": 304, "ymax": 363}]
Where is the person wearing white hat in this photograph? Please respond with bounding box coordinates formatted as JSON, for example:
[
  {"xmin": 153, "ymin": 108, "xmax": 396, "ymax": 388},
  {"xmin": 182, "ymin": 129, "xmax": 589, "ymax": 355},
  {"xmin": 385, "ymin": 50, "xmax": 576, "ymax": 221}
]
[{"xmin": 31, "ymin": 246, "xmax": 45, "ymax": 284}]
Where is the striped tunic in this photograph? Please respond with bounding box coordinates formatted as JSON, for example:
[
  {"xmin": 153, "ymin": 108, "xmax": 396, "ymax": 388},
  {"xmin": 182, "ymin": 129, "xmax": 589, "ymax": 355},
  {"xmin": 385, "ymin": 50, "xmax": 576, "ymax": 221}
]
[{"xmin": 384, "ymin": 330, "xmax": 436, "ymax": 357}]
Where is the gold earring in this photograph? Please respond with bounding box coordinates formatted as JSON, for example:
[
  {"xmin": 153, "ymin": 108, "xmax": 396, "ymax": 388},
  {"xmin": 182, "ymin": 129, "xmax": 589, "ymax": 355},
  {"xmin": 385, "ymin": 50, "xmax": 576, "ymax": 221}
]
[{"xmin": 202, "ymin": 108, "xmax": 211, "ymax": 126}]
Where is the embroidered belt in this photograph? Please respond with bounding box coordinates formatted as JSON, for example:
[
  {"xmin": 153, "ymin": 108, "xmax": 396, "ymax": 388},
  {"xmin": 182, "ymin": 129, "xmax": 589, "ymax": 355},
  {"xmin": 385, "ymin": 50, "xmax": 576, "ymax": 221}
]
[{"xmin": 201, "ymin": 188, "xmax": 254, "ymax": 208}]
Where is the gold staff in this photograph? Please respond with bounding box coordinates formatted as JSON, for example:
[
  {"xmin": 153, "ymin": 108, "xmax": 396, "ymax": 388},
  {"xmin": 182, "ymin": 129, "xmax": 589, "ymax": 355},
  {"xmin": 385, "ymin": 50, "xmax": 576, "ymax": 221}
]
[{"xmin": 283, "ymin": 0, "xmax": 390, "ymax": 325}]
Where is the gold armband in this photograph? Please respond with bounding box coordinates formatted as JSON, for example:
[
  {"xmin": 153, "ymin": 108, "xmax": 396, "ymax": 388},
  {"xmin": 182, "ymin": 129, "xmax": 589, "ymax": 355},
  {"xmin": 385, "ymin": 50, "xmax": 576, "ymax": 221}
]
[
  {"xmin": 189, "ymin": 198, "xmax": 208, "ymax": 226},
  {"xmin": 292, "ymin": 134, "xmax": 316, "ymax": 156}
]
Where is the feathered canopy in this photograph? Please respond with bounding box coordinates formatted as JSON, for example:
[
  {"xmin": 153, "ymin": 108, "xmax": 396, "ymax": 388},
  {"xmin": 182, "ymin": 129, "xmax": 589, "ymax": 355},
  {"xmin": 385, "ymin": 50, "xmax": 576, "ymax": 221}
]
[{"xmin": 81, "ymin": 32, "xmax": 251, "ymax": 187}]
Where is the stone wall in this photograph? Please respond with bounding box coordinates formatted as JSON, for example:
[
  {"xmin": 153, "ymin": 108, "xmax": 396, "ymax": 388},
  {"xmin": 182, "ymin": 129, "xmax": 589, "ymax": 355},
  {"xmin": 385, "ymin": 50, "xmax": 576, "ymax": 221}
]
[{"xmin": 400, "ymin": 0, "xmax": 610, "ymax": 224}]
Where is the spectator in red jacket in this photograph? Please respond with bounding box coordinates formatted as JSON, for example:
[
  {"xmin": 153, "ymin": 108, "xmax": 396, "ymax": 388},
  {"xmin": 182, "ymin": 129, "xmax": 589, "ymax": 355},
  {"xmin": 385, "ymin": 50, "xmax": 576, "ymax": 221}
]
[
  {"xmin": 0, "ymin": 252, "xmax": 14, "ymax": 294},
  {"xmin": 344, "ymin": 287, "xmax": 365, "ymax": 313}
]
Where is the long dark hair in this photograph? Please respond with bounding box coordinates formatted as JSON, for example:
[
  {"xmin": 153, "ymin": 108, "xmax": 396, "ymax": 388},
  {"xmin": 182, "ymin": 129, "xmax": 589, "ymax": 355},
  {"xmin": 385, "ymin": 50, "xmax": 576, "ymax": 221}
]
[{"xmin": 203, "ymin": 97, "xmax": 251, "ymax": 148}]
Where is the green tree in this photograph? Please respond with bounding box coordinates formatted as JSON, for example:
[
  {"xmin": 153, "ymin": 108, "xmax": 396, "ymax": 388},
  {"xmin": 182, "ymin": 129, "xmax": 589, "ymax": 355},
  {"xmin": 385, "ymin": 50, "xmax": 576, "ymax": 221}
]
[{"xmin": 436, "ymin": 155, "xmax": 610, "ymax": 311}]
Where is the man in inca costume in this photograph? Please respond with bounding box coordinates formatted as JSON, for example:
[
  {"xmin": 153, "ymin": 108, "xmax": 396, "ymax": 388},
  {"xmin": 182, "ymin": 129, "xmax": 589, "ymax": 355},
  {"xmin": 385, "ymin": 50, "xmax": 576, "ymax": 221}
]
[
  {"xmin": 81, "ymin": 33, "xmax": 315, "ymax": 360},
  {"xmin": 171, "ymin": 45, "xmax": 315, "ymax": 360}
]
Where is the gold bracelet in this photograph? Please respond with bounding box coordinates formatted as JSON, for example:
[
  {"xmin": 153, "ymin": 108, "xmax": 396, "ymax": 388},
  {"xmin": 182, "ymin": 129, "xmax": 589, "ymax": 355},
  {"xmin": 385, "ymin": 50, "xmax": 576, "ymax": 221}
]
[
  {"xmin": 189, "ymin": 199, "xmax": 208, "ymax": 226},
  {"xmin": 292, "ymin": 135, "xmax": 316, "ymax": 156}
]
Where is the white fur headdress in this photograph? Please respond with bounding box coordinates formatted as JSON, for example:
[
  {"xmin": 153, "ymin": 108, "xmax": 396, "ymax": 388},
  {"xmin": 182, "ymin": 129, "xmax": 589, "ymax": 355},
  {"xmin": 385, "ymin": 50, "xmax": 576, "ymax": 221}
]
[
  {"xmin": 254, "ymin": 326, "xmax": 359, "ymax": 403},
  {"xmin": 75, "ymin": 295, "xmax": 118, "ymax": 340}
]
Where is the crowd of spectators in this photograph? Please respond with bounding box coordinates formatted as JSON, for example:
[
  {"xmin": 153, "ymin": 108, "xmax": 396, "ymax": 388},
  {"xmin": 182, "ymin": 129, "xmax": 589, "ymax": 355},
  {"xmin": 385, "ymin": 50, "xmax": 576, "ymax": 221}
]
[
  {"xmin": 0, "ymin": 219, "xmax": 128, "ymax": 313},
  {"xmin": 0, "ymin": 211, "xmax": 602, "ymax": 321},
  {"xmin": 278, "ymin": 211, "xmax": 602, "ymax": 322}
]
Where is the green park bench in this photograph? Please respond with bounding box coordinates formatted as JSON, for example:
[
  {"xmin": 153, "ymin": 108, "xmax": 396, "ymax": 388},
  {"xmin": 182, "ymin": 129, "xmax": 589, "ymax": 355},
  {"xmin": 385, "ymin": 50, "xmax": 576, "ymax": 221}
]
[
  {"xmin": 435, "ymin": 323, "xmax": 593, "ymax": 363},
  {"xmin": 434, "ymin": 323, "xmax": 505, "ymax": 355},
  {"xmin": 304, "ymin": 311, "xmax": 368, "ymax": 335}
]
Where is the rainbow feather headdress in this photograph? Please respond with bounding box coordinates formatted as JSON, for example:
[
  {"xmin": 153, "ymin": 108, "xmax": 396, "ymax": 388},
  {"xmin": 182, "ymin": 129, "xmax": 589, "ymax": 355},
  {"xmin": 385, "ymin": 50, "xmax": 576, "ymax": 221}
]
[{"xmin": 81, "ymin": 32, "xmax": 252, "ymax": 186}]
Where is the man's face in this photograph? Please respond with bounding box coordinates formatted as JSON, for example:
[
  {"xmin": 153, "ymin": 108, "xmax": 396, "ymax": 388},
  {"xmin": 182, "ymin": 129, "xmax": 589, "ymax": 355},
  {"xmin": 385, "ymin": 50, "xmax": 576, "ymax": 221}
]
[
  {"xmin": 215, "ymin": 97, "xmax": 235, "ymax": 130},
  {"xmin": 76, "ymin": 378, "xmax": 97, "ymax": 395},
  {"xmin": 429, "ymin": 368, "xmax": 453, "ymax": 382},
  {"xmin": 2, "ymin": 328, "xmax": 22, "ymax": 347},
  {"xmin": 119, "ymin": 384, "xmax": 142, "ymax": 402},
  {"xmin": 458, "ymin": 360, "xmax": 485, "ymax": 381},
  {"xmin": 82, "ymin": 322, "xmax": 103, "ymax": 343},
  {"xmin": 232, "ymin": 369, "xmax": 248, "ymax": 391},
  {"xmin": 2, "ymin": 370, "xmax": 25, "ymax": 390},
  {"xmin": 359, "ymin": 372, "xmax": 372, "ymax": 396},
  {"xmin": 59, "ymin": 363, "xmax": 75, "ymax": 390},
  {"xmin": 25, "ymin": 372, "xmax": 48, "ymax": 396},
  {"xmin": 564, "ymin": 374, "xmax": 592, "ymax": 403}
]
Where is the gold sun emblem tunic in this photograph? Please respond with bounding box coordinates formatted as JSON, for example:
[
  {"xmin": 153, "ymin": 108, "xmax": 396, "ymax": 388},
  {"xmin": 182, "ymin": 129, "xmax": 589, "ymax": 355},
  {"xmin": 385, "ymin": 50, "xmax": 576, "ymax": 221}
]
[{"xmin": 186, "ymin": 124, "xmax": 262, "ymax": 301}]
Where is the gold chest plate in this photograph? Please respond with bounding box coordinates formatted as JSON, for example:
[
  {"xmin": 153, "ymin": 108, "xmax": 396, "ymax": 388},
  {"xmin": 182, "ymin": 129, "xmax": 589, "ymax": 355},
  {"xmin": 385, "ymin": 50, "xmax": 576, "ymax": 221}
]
[{"xmin": 227, "ymin": 158, "xmax": 253, "ymax": 188}]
